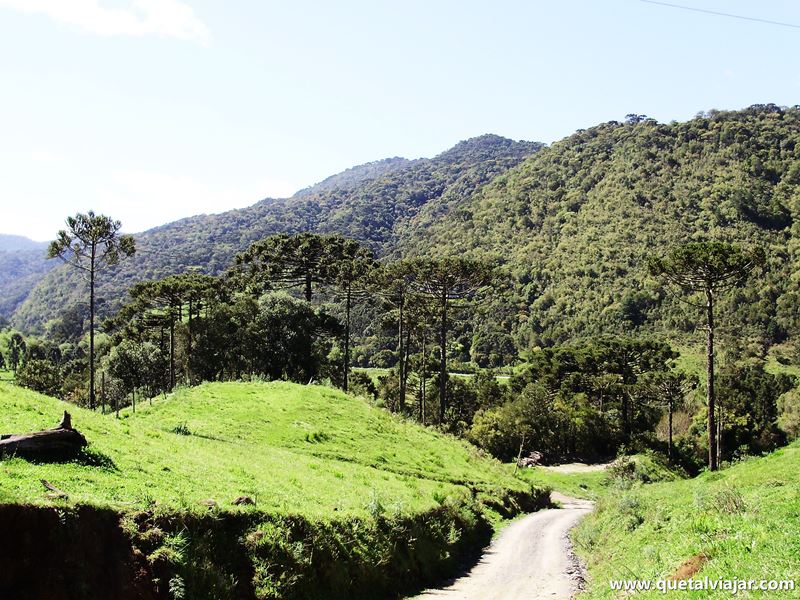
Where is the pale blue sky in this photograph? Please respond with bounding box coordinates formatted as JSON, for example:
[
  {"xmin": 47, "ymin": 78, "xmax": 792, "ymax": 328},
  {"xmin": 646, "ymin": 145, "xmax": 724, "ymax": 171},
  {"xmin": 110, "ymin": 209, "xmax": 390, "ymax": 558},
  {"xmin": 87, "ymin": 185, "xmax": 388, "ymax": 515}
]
[{"xmin": 1, "ymin": 0, "xmax": 799, "ymax": 240}]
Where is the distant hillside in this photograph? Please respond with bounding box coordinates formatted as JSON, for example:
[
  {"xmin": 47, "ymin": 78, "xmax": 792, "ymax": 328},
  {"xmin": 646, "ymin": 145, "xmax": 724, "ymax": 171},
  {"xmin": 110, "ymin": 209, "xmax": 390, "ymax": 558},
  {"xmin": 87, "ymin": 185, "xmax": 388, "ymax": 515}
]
[
  {"xmin": 400, "ymin": 105, "xmax": 800, "ymax": 351},
  {"xmin": 0, "ymin": 235, "xmax": 53, "ymax": 320},
  {"xmin": 293, "ymin": 156, "xmax": 412, "ymax": 196},
  {"xmin": 11, "ymin": 134, "xmax": 542, "ymax": 331},
  {"xmin": 0, "ymin": 234, "xmax": 47, "ymax": 252}
]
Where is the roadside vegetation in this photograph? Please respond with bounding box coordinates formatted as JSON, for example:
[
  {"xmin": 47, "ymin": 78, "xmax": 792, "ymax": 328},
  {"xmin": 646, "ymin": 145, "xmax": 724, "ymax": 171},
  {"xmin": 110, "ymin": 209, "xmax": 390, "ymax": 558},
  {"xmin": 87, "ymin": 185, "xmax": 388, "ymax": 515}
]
[{"xmin": 573, "ymin": 442, "xmax": 800, "ymax": 598}]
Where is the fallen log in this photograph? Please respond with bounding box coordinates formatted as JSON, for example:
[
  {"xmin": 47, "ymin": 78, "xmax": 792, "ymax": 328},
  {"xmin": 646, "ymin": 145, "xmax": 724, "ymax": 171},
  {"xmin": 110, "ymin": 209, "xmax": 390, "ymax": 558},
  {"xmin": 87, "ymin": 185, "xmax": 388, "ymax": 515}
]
[{"xmin": 0, "ymin": 411, "xmax": 88, "ymax": 461}]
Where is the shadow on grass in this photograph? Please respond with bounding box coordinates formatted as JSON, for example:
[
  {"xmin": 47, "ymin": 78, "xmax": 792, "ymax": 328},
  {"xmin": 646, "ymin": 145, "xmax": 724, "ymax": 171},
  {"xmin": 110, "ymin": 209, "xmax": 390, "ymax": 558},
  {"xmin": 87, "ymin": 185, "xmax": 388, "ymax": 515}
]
[{"xmin": 1, "ymin": 446, "xmax": 118, "ymax": 471}]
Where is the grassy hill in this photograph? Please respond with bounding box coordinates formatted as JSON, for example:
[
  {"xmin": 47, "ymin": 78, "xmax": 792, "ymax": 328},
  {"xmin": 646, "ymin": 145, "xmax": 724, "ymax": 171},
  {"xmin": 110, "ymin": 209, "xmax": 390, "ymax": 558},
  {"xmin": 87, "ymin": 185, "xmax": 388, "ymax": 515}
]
[
  {"xmin": 0, "ymin": 380, "xmax": 532, "ymax": 516},
  {"xmin": 0, "ymin": 380, "xmax": 544, "ymax": 599},
  {"xmin": 574, "ymin": 443, "xmax": 800, "ymax": 598}
]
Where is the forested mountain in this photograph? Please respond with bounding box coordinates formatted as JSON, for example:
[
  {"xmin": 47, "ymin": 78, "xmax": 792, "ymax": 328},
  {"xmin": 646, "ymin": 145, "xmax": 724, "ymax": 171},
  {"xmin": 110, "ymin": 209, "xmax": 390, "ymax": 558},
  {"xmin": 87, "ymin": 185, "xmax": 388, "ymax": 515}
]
[
  {"xmin": 11, "ymin": 134, "xmax": 541, "ymax": 331},
  {"xmin": 0, "ymin": 235, "xmax": 53, "ymax": 320},
  {"xmin": 0, "ymin": 234, "xmax": 47, "ymax": 252},
  {"xmin": 401, "ymin": 105, "xmax": 800, "ymax": 355},
  {"xmin": 9, "ymin": 105, "xmax": 800, "ymax": 356}
]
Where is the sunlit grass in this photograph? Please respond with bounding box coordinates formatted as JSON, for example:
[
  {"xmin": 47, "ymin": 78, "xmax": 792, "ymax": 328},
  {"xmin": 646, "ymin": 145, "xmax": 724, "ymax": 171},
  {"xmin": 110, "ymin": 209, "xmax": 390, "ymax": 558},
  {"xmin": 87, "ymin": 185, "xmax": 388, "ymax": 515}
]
[
  {"xmin": 0, "ymin": 380, "xmax": 529, "ymax": 518},
  {"xmin": 574, "ymin": 443, "xmax": 800, "ymax": 598}
]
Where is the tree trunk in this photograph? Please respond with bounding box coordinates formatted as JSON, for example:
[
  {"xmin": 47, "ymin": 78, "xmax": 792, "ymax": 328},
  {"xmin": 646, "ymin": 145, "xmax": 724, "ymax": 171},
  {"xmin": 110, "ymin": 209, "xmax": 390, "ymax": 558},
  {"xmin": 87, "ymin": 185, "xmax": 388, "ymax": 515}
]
[
  {"xmin": 421, "ymin": 333, "xmax": 427, "ymax": 425},
  {"xmin": 438, "ymin": 291, "xmax": 448, "ymax": 425},
  {"xmin": 89, "ymin": 245, "xmax": 96, "ymax": 410},
  {"xmin": 622, "ymin": 391, "xmax": 630, "ymax": 445},
  {"xmin": 668, "ymin": 397, "xmax": 673, "ymax": 465},
  {"xmin": 187, "ymin": 298, "xmax": 193, "ymax": 383},
  {"xmin": 169, "ymin": 317, "xmax": 176, "ymax": 391},
  {"xmin": 401, "ymin": 325, "xmax": 412, "ymax": 413},
  {"xmin": 343, "ymin": 284, "xmax": 351, "ymax": 393},
  {"xmin": 514, "ymin": 434, "xmax": 527, "ymax": 475},
  {"xmin": 305, "ymin": 272, "xmax": 312, "ymax": 302},
  {"xmin": 398, "ymin": 299, "xmax": 405, "ymax": 411},
  {"xmin": 717, "ymin": 403, "xmax": 723, "ymax": 466},
  {"xmin": 0, "ymin": 412, "xmax": 87, "ymax": 460},
  {"xmin": 706, "ymin": 288, "xmax": 718, "ymax": 471}
]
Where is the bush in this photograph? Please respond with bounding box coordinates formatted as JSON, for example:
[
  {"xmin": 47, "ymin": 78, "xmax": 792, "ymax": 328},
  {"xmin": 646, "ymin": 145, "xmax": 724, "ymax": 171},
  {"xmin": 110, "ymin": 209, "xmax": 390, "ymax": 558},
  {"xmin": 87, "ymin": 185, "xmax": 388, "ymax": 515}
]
[
  {"xmin": 348, "ymin": 371, "xmax": 377, "ymax": 400},
  {"xmin": 16, "ymin": 359, "xmax": 62, "ymax": 398}
]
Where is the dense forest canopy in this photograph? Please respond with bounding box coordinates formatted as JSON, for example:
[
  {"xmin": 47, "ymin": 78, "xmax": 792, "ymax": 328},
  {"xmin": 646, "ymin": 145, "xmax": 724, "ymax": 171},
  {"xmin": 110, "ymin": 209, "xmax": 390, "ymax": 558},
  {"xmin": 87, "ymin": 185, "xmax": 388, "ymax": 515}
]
[
  {"xmin": 7, "ymin": 105, "xmax": 800, "ymax": 370},
  {"xmin": 0, "ymin": 235, "xmax": 54, "ymax": 319},
  {"xmin": 402, "ymin": 105, "xmax": 800, "ymax": 354}
]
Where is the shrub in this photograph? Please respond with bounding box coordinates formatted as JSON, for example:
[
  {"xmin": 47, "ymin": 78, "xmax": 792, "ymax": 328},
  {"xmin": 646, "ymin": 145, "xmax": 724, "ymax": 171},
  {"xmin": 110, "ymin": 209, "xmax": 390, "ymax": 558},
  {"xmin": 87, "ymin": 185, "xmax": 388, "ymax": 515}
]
[{"xmin": 16, "ymin": 359, "xmax": 62, "ymax": 398}]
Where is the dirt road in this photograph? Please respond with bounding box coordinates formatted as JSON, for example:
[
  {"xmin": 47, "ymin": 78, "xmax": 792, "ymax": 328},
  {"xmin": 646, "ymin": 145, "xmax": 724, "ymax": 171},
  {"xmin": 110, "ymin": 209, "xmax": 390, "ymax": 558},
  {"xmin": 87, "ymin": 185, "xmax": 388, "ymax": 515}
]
[
  {"xmin": 414, "ymin": 494, "xmax": 594, "ymax": 600},
  {"xmin": 541, "ymin": 462, "xmax": 611, "ymax": 474}
]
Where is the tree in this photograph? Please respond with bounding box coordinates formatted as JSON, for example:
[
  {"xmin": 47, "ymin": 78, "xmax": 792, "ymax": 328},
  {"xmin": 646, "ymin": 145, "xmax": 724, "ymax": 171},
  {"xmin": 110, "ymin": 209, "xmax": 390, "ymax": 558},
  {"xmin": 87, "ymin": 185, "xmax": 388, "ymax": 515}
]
[
  {"xmin": 641, "ymin": 371, "xmax": 694, "ymax": 464},
  {"xmin": 48, "ymin": 211, "xmax": 135, "ymax": 409},
  {"xmin": 374, "ymin": 260, "xmax": 421, "ymax": 410},
  {"xmin": 321, "ymin": 239, "xmax": 375, "ymax": 392},
  {"xmin": 649, "ymin": 242, "xmax": 764, "ymax": 470},
  {"xmin": 16, "ymin": 359, "xmax": 62, "ymax": 398},
  {"xmin": 232, "ymin": 233, "xmax": 333, "ymax": 301},
  {"xmin": 412, "ymin": 257, "xmax": 494, "ymax": 424},
  {"xmin": 113, "ymin": 273, "xmax": 220, "ymax": 388},
  {"xmin": 8, "ymin": 332, "xmax": 25, "ymax": 375},
  {"xmin": 108, "ymin": 340, "xmax": 163, "ymax": 413},
  {"xmin": 244, "ymin": 293, "xmax": 341, "ymax": 383},
  {"xmin": 717, "ymin": 363, "xmax": 793, "ymax": 459}
]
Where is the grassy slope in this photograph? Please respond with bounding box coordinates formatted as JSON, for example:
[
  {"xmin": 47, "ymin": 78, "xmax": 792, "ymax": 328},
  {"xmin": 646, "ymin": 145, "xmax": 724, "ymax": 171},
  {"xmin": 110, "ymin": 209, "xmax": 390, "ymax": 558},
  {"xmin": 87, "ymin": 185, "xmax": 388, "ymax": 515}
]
[
  {"xmin": 0, "ymin": 381, "xmax": 530, "ymax": 518},
  {"xmin": 515, "ymin": 467, "xmax": 608, "ymax": 500},
  {"xmin": 513, "ymin": 454, "xmax": 680, "ymax": 501},
  {"xmin": 574, "ymin": 443, "xmax": 800, "ymax": 598}
]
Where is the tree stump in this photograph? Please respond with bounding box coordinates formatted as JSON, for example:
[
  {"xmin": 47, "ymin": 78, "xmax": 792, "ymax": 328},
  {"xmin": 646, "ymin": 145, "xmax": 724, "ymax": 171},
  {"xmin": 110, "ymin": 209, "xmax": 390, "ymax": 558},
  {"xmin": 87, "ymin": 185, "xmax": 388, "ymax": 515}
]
[{"xmin": 0, "ymin": 411, "xmax": 88, "ymax": 461}]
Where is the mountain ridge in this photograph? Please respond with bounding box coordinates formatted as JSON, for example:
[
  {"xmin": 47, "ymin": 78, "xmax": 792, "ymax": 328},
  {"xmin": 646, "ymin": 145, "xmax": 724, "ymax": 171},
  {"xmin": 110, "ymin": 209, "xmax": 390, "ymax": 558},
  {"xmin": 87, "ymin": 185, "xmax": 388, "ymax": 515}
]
[{"xmin": 10, "ymin": 133, "xmax": 542, "ymax": 331}]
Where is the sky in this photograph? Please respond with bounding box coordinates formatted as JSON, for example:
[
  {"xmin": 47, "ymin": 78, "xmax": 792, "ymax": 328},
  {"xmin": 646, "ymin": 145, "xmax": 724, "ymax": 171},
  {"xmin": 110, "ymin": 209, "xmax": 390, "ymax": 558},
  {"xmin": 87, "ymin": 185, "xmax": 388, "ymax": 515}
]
[{"xmin": 1, "ymin": 0, "xmax": 799, "ymax": 241}]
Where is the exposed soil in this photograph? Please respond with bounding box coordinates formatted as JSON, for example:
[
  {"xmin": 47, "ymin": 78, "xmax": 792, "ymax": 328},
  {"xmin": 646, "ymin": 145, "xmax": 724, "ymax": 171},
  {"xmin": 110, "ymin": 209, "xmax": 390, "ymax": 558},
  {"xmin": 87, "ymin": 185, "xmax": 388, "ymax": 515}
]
[
  {"xmin": 0, "ymin": 504, "xmax": 157, "ymax": 600},
  {"xmin": 669, "ymin": 553, "xmax": 709, "ymax": 580}
]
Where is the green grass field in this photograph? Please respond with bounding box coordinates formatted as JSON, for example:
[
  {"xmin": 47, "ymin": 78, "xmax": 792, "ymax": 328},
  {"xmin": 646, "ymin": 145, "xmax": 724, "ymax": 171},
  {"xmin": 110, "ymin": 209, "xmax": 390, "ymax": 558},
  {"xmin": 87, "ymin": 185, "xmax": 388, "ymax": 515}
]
[
  {"xmin": 574, "ymin": 443, "xmax": 800, "ymax": 598},
  {"xmin": 515, "ymin": 466, "xmax": 609, "ymax": 500},
  {"xmin": 0, "ymin": 380, "xmax": 532, "ymax": 518}
]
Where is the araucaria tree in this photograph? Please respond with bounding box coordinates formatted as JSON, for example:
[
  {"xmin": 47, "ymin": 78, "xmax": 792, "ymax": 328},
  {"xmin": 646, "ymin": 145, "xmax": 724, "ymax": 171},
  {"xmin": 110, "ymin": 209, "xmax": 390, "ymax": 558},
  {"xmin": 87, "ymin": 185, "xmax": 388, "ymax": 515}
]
[
  {"xmin": 48, "ymin": 211, "xmax": 135, "ymax": 409},
  {"xmin": 649, "ymin": 242, "xmax": 764, "ymax": 470},
  {"xmin": 413, "ymin": 257, "xmax": 494, "ymax": 424},
  {"xmin": 233, "ymin": 232, "xmax": 330, "ymax": 301},
  {"xmin": 322, "ymin": 239, "xmax": 375, "ymax": 392}
]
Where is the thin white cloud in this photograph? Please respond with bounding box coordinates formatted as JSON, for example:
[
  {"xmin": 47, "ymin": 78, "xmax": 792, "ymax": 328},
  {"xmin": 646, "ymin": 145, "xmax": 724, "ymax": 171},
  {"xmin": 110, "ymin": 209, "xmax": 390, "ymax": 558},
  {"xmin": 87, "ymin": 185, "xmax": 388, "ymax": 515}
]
[{"xmin": 0, "ymin": 0, "xmax": 209, "ymax": 45}]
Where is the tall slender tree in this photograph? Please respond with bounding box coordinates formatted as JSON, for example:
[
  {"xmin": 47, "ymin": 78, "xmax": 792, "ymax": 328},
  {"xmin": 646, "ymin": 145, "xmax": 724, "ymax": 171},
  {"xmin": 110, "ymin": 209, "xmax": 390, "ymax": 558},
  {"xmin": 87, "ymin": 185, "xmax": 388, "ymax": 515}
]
[
  {"xmin": 374, "ymin": 260, "xmax": 420, "ymax": 411},
  {"xmin": 48, "ymin": 211, "xmax": 135, "ymax": 409},
  {"xmin": 412, "ymin": 257, "xmax": 493, "ymax": 424},
  {"xmin": 649, "ymin": 242, "xmax": 764, "ymax": 470},
  {"xmin": 323, "ymin": 239, "xmax": 375, "ymax": 392},
  {"xmin": 642, "ymin": 371, "xmax": 694, "ymax": 464}
]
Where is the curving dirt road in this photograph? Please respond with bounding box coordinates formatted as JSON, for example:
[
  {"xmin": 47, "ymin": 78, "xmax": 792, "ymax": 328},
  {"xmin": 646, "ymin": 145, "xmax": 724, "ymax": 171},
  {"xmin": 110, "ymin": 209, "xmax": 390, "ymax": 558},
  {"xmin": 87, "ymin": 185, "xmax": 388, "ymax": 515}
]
[{"xmin": 414, "ymin": 493, "xmax": 594, "ymax": 600}]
